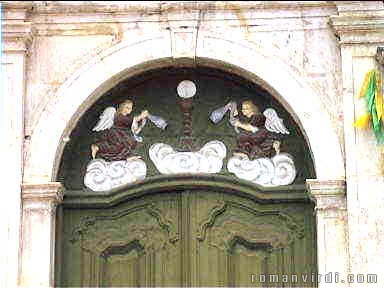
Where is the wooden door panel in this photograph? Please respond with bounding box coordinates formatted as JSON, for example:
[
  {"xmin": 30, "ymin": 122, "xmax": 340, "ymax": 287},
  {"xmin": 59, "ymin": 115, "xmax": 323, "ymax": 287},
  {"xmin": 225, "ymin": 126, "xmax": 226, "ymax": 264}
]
[
  {"xmin": 60, "ymin": 193, "xmax": 182, "ymax": 287},
  {"xmin": 189, "ymin": 190, "xmax": 316, "ymax": 287},
  {"xmin": 58, "ymin": 188, "xmax": 316, "ymax": 287},
  {"xmin": 103, "ymin": 246, "xmax": 144, "ymax": 287}
]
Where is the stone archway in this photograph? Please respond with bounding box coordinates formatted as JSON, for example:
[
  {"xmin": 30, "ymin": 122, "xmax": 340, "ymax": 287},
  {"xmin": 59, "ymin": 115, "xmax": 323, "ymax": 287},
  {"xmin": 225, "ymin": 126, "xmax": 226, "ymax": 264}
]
[
  {"xmin": 21, "ymin": 32, "xmax": 348, "ymax": 288},
  {"xmin": 24, "ymin": 32, "xmax": 344, "ymax": 183}
]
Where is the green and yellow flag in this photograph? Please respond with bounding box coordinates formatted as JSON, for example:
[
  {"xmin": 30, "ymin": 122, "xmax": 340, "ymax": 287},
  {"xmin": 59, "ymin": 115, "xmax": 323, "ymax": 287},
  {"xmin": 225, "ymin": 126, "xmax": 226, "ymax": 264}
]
[{"xmin": 355, "ymin": 69, "xmax": 384, "ymax": 144}]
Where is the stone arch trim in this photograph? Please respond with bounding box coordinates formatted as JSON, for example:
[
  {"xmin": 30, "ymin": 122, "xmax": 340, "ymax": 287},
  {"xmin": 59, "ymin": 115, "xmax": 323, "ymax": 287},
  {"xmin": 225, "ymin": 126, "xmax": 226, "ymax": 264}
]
[{"xmin": 24, "ymin": 31, "xmax": 345, "ymax": 183}]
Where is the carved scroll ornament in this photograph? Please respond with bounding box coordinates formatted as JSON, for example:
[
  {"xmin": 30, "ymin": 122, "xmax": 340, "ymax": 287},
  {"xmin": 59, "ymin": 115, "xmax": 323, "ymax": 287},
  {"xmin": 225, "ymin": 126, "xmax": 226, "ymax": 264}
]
[
  {"xmin": 196, "ymin": 202, "xmax": 304, "ymax": 254},
  {"xmin": 70, "ymin": 204, "xmax": 179, "ymax": 254}
]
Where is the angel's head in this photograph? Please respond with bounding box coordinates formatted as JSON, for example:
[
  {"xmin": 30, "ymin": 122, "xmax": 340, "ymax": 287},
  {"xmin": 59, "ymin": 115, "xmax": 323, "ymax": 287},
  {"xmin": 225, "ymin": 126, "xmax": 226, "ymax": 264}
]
[
  {"xmin": 241, "ymin": 100, "xmax": 259, "ymax": 118},
  {"xmin": 118, "ymin": 100, "xmax": 133, "ymax": 116}
]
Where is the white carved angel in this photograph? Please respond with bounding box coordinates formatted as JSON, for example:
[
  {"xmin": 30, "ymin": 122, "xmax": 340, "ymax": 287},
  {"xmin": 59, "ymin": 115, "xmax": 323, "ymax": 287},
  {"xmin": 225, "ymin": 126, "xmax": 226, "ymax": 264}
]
[
  {"xmin": 90, "ymin": 99, "xmax": 167, "ymax": 161},
  {"xmin": 210, "ymin": 100, "xmax": 289, "ymax": 159}
]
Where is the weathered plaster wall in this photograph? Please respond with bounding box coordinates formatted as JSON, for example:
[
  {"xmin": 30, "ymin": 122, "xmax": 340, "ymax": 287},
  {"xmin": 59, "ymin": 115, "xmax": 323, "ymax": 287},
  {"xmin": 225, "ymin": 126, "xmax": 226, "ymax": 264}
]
[
  {"xmin": 331, "ymin": 1, "xmax": 384, "ymax": 285},
  {"xmin": 23, "ymin": 1, "xmax": 343, "ymax": 141},
  {"xmin": 25, "ymin": 35, "xmax": 115, "ymax": 135},
  {"xmin": 2, "ymin": 1, "xmax": 384, "ymax": 288}
]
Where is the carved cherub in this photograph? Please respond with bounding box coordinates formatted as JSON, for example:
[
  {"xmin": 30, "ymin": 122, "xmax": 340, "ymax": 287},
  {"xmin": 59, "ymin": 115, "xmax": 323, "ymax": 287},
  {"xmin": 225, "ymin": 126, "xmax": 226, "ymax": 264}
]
[
  {"xmin": 210, "ymin": 100, "xmax": 289, "ymax": 159},
  {"xmin": 91, "ymin": 99, "xmax": 167, "ymax": 161}
]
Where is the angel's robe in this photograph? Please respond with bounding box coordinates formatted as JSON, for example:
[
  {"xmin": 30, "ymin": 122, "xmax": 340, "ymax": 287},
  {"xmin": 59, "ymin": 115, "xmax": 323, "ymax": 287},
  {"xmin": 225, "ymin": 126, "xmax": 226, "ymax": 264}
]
[
  {"xmin": 234, "ymin": 113, "xmax": 277, "ymax": 159},
  {"xmin": 95, "ymin": 113, "xmax": 138, "ymax": 161}
]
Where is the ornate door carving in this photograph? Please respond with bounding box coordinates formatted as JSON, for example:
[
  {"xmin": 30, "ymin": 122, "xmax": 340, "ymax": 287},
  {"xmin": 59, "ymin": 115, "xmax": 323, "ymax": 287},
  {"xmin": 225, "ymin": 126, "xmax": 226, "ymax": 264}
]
[{"xmin": 57, "ymin": 183, "xmax": 316, "ymax": 287}]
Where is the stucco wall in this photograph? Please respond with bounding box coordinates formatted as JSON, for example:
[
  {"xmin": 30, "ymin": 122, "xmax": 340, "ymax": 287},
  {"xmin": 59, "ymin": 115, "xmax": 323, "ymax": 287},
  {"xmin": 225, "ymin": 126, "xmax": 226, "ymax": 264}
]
[{"xmin": 2, "ymin": 1, "xmax": 384, "ymax": 288}]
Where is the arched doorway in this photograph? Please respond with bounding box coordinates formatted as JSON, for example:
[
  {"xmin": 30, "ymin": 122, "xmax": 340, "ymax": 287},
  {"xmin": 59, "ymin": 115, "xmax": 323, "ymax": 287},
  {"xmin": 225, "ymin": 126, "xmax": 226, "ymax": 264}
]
[{"xmin": 55, "ymin": 66, "xmax": 317, "ymax": 287}]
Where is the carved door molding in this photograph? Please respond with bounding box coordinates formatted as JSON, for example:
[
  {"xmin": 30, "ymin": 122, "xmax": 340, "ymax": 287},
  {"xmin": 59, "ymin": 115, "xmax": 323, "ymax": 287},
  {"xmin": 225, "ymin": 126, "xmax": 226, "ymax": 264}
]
[{"xmin": 56, "ymin": 177, "xmax": 317, "ymax": 287}]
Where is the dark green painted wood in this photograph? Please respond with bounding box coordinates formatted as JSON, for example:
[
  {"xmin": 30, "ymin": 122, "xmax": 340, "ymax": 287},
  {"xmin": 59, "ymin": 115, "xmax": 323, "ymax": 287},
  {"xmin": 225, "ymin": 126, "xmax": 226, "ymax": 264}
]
[
  {"xmin": 63, "ymin": 175, "xmax": 310, "ymax": 208},
  {"xmin": 56, "ymin": 179, "xmax": 317, "ymax": 287}
]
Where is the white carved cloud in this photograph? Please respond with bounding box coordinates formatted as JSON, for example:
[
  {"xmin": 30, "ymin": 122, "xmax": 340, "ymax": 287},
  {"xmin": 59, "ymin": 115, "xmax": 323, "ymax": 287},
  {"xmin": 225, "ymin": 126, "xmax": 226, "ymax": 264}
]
[
  {"xmin": 149, "ymin": 140, "xmax": 227, "ymax": 174},
  {"xmin": 227, "ymin": 153, "xmax": 296, "ymax": 186},
  {"xmin": 84, "ymin": 158, "xmax": 147, "ymax": 192}
]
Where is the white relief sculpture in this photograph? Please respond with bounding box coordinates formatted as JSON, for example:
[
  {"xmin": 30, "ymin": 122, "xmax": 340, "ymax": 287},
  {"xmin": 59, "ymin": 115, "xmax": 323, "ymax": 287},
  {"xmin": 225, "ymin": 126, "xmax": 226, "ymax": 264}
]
[
  {"xmin": 149, "ymin": 140, "xmax": 227, "ymax": 174},
  {"xmin": 210, "ymin": 100, "xmax": 297, "ymax": 186},
  {"xmin": 84, "ymin": 158, "xmax": 147, "ymax": 192},
  {"xmin": 177, "ymin": 80, "xmax": 197, "ymax": 98},
  {"xmin": 227, "ymin": 152, "xmax": 296, "ymax": 187},
  {"xmin": 84, "ymin": 99, "xmax": 167, "ymax": 191}
]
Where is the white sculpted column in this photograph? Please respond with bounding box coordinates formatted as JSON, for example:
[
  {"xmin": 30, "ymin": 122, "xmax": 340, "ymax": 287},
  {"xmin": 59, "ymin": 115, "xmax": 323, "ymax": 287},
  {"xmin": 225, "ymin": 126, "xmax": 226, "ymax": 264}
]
[
  {"xmin": 20, "ymin": 183, "xmax": 63, "ymax": 288},
  {"xmin": 306, "ymin": 180, "xmax": 349, "ymax": 288},
  {"xmin": 1, "ymin": 3, "xmax": 32, "ymax": 288}
]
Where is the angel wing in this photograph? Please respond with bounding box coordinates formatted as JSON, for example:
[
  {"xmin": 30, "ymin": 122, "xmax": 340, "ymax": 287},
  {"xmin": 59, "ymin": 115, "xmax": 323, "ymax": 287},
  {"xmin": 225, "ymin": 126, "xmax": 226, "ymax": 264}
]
[
  {"xmin": 263, "ymin": 108, "xmax": 290, "ymax": 134},
  {"xmin": 92, "ymin": 107, "xmax": 116, "ymax": 132}
]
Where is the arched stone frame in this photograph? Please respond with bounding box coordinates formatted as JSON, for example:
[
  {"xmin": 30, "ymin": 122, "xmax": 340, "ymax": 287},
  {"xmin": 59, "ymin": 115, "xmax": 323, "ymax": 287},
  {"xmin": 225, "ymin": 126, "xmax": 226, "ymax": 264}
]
[
  {"xmin": 24, "ymin": 31, "xmax": 344, "ymax": 183},
  {"xmin": 21, "ymin": 32, "xmax": 348, "ymax": 287}
]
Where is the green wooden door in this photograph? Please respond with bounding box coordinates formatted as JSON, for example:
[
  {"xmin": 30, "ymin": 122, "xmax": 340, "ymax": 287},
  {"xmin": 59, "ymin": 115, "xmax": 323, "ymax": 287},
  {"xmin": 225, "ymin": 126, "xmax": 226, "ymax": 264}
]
[{"xmin": 56, "ymin": 177, "xmax": 317, "ymax": 287}]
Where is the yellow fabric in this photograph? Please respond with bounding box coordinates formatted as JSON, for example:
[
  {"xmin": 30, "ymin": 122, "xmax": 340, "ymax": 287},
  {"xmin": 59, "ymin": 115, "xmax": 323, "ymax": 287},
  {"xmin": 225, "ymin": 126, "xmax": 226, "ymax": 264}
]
[
  {"xmin": 354, "ymin": 113, "xmax": 371, "ymax": 128},
  {"xmin": 359, "ymin": 70, "xmax": 372, "ymax": 98}
]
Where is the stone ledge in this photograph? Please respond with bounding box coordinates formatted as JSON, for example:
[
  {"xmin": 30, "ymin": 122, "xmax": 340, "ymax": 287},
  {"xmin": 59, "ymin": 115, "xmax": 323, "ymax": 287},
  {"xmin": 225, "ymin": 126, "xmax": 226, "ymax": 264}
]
[
  {"xmin": 21, "ymin": 182, "xmax": 64, "ymax": 203},
  {"xmin": 330, "ymin": 14, "xmax": 384, "ymax": 44},
  {"xmin": 330, "ymin": 15, "xmax": 384, "ymax": 32},
  {"xmin": 2, "ymin": 20, "xmax": 32, "ymax": 52},
  {"xmin": 306, "ymin": 179, "xmax": 347, "ymax": 211},
  {"xmin": 306, "ymin": 179, "xmax": 346, "ymax": 194},
  {"xmin": 334, "ymin": 1, "xmax": 384, "ymax": 15},
  {"xmin": 2, "ymin": 1, "xmax": 337, "ymax": 15}
]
